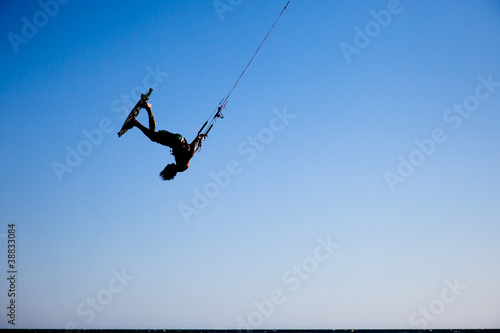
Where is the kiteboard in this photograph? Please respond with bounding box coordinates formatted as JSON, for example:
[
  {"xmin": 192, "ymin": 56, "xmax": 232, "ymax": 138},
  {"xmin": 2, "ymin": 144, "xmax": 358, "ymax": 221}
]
[{"xmin": 117, "ymin": 88, "xmax": 154, "ymax": 137}]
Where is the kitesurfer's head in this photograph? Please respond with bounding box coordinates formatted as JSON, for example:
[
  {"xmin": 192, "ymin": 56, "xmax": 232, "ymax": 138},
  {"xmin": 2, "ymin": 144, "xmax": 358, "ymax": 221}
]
[{"xmin": 160, "ymin": 163, "xmax": 178, "ymax": 181}]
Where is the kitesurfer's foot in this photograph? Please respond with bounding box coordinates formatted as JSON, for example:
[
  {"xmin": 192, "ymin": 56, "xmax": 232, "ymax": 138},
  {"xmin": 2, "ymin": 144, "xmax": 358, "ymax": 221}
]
[
  {"xmin": 124, "ymin": 118, "xmax": 138, "ymax": 130},
  {"xmin": 139, "ymin": 100, "xmax": 151, "ymax": 110}
]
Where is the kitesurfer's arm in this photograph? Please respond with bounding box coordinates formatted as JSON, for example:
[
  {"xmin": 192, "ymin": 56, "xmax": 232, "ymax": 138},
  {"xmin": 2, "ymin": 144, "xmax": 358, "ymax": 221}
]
[{"xmin": 189, "ymin": 134, "xmax": 206, "ymax": 157}]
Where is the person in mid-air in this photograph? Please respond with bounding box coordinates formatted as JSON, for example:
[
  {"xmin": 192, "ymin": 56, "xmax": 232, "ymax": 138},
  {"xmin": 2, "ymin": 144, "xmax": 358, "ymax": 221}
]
[{"xmin": 124, "ymin": 101, "xmax": 206, "ymax": 181}]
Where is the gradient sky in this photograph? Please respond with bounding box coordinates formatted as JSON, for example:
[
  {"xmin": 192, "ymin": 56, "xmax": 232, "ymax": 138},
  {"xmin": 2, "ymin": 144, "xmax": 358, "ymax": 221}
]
[{"xmin": 1, "ymin": 0, "xmax": 500, "ymax": 329}]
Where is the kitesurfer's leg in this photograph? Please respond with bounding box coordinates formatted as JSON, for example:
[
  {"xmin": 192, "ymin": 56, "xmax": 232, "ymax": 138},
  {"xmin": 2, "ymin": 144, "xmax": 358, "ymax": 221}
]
[
  {"xmin": 133, "ymin": 119, "xmax": 159, "ymax": 142},
  {"xmin": 132, "ymin": 118, "xmax": 177, "ymax": 148},
  {"xmin": 131, "ymin": 103, "xmax": 163, "ymax": 143},
  {"xmin": 143, "ymin": 103, "xmax": 156, "ymax": 131}
]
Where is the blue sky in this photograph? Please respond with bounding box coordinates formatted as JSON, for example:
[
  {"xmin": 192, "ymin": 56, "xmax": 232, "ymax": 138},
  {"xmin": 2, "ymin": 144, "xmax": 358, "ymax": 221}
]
[{"xmin": 1, "ymin": 0, "xmax": 500, "ymax": 329}]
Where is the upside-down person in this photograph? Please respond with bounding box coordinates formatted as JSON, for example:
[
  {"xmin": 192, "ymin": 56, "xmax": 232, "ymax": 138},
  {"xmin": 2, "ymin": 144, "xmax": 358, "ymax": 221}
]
[{"xmin": 123, "ymin": 100, "xmax": 206, "ymax": 181}]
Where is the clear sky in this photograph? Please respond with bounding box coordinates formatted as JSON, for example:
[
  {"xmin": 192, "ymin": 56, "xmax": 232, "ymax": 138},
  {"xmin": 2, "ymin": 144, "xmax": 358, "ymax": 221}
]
[{"xmin": 1, "ymin": 0, "xmax": 500, "ymax": 329}]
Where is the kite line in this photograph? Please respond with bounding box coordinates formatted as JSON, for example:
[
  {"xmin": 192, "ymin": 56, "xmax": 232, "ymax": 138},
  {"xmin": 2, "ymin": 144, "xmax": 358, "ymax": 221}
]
[{"xmin": 197, "ymin": 0, "xmax": 293, "ymax": 144}]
